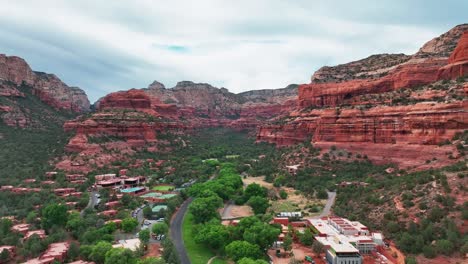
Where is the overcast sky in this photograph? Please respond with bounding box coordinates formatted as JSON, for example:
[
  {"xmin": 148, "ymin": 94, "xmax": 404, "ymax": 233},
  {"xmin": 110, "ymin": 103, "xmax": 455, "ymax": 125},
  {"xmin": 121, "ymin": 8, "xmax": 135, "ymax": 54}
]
[{"xmin": 0, "ymin": 0, "xmax": 466, "ymax": 102}]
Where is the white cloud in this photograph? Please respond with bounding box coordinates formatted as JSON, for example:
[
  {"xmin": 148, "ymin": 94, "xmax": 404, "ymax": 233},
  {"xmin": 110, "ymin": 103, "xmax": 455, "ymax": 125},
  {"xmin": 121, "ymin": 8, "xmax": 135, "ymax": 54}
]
[{"xmin": 0, "ymin": 0, "xmax": 464, "ymax": 102}]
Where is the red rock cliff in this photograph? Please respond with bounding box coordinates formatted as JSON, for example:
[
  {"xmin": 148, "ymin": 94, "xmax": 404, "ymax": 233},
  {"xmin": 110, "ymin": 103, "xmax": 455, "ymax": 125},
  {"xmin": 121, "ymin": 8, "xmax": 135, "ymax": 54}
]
[
  {"xmin": 438, "ymin": 31, "xmax": 468, "ymax": 79},
  {"xmin": 258, "ymin": 24, "xmax": 468, "ymax": 169},
  {"xmin": 0, "ymin": 54, "xmax": 90, "ymax": 113}
]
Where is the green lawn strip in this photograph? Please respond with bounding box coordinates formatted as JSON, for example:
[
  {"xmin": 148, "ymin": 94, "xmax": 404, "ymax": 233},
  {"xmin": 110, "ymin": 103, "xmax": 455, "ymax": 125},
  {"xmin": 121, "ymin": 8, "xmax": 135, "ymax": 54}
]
[
  {"xmin": 182, "ymin": 213, "xmax": 215, "ymax": 264},
  {"xmin": 152, "ymin": 185, "xmax": 174, "ymax": 191}
]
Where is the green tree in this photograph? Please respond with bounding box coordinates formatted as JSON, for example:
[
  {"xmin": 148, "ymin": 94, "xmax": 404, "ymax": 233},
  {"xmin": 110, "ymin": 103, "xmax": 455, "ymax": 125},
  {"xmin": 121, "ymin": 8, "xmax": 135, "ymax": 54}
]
[
  {"xmin": 67, "ymin": 242, "xmax": 80, "ymax": 262},
  {"xmin": 405, "ymin": 256, "xmax": 417, "ymax": 264},
  {"xmin": 316, "ymin": 189, "xmax": 328, "ymax": 199},
  {"xmin": 0, "ymin": 249, "xmax": 10, "ymax": 263},
  {"xmin": 189, "ymin": 195, "xmax": 223, "ymax": 223},
  {"xmin": 300, "ymin": 229, "xmax": 314, "ymax": 246},
  {"xmin": 195, "ymin": 221, "xmax": 230, "ymax": 251},
  {"xmin": 90, "ymin": 241, "xmax": 113, "ymax": 264},
  {"xmin": 226, "ymin": 241, "xmax": 262, "ymax": 261},
  {"xmin": 42, "ymin": 203, "xmax": 68, "ymax": 230},
  {"xmin": 161, "ymin": 239, "xmax": 179, "ymax": 264},
  {"xmin": 244, "ymin": 183, "xmax": 267, "ymax": 199},
  {"xmin": 312, "ymin": 240, "xmax": 324, "ymax": 255},
  {"xmin": 152, "ymin": 223, "xmax": 169, "ymax": 235},
  {"xmin": 79, "ymin": 245, "xmax": 93, "ymax": 260},
  {"xmin": 283, "ymin": 234, "xmax": 293, "ymax": 252},
  {"xmin": 422, "ymin": 245, "xmax": 436, "ymax": 258},
  {"xmin": 279, "ymin": 189, "xmax": 288, "ymax": 199},
  {"xmin": 105, "ymin": 248, "xmax": 137, "ymax": 264},
  {"xmin": 247, "ymin": 196, "xmax": 269, "ymax": 215},
  {"xmin": 243, "ymin": 221, "xmax": 281, "ymax": 251},
  {"xmin": 139, "ymin": 229, "xmax": 151, "ymax": 245},
  {"xmin": 121, "ymin": 218, "xmax": 139, "ymax": 233},
  {"xmin": 143, "ymin": 207, "xmax": 153, "ymax": 219},
  {"xmin": 435, "ymin": 240, "xmax": 454, "ymax": 255}
]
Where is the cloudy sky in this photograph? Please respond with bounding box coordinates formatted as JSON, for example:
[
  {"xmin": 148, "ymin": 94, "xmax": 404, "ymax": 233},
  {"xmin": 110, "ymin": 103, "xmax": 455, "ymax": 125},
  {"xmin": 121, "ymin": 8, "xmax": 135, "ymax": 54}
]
[{"xmin": 0, "ymin": 0, "xmax": 466, "ymax": 102}]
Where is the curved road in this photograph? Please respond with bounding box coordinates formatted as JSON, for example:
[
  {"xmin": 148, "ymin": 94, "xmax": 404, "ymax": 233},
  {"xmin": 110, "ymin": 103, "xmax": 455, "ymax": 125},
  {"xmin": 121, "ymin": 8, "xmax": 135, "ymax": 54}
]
[{"xmin": 170, "ymin": 197, "xmax": 193, "ymax": 264}]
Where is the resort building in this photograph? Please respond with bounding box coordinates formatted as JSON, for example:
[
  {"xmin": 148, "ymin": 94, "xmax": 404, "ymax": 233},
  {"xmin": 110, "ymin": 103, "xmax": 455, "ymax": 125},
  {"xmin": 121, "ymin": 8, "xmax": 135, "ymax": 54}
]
[
  {"xmin": 11, "ymin": 223, "xmax": 30, "ymax": 234},
  {"xmin": 0, "ymin": 245, "xmax": 15, "ymax": 259},
  {"xmin": 308, "ymin": 217, "xmax": 384, "ymax": 264},
  {"xmin": 120, "ymin": 187, "xmax": 146, "ymax": 195}
]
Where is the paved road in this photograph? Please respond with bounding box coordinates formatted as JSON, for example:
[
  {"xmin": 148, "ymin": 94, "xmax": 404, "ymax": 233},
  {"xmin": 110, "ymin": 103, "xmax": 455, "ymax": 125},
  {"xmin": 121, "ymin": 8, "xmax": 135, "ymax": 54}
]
[
  {"xmin": 318, "ymin": 191, "xmax": 336, "ymax": 218},
  {"xmin": 81, "ymin": 190, "xmax": 98, "ymax": 217},
  {"xmin": 221, "ymin": 200, "xmax": 234, "ymax": 219},
  {"xmin": 170, "ymin": 198, "xmax": 193, "ymax": 264}
]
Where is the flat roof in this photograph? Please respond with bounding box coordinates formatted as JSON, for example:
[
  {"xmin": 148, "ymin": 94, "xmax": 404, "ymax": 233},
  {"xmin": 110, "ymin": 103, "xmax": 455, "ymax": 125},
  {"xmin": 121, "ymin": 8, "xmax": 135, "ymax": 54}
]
[
  {"xmin": 121, "ymin": 187, "xmax": 145, "ymax": 193},
  {"xmin": 159, "ymin": 193, "xmax": 177, "ymax": 199},
  {"xmin": 140, "ymin": 192, "xmax": 163, "ymax": 198},
  {"xmin": 152, "ymin": 205, "xmax": 168, "ymax": 213},
  {"xmin": 308, "ymin": 219, "xmax": 339, "ymax": 236},
  {"xmin": 315, "ymin": 236, "xmax": 359, "ymax": 254}
]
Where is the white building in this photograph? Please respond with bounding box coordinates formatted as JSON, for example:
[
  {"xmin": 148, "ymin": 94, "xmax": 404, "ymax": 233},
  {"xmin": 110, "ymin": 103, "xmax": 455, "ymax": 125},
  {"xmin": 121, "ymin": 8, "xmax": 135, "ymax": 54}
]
[{"xmin": 308, "ymin": 217, "xmax": 383, "ymax": 263}]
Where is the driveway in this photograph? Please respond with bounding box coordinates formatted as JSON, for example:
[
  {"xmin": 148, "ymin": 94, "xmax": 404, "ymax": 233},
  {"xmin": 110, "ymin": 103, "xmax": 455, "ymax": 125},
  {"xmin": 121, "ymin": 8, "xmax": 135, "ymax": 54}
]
[
  {"xmin": 318, "ymin": 191, "xmax": 336, "ymax": 218},
  {"xmin": 170, "ymin": 197, "xmax": 193, "ymax": 264}
]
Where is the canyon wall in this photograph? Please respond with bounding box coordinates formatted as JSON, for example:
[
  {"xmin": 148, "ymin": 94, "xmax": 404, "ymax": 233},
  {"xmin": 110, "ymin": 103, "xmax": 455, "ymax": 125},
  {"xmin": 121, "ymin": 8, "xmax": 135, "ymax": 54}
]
[
  {"xmin": 0, "ymin": 54, "xmax": 90, "ymax": 127},
  {"xmin": 258, "ymin": 24, "xmax": 468, "ymax": 169}
]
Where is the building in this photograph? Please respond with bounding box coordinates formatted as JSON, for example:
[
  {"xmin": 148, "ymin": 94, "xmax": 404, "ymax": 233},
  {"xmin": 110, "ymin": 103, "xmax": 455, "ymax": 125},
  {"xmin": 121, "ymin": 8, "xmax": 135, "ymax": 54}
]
[
  {"xmin": 120, "ymin": 187, "xmax": 146, "ymax": 195},
  {"xmin": 24, "ymin": 230, "xmax": 47, "ymax": 240},
  {"xmin": 308, "ymin": 217, "xmax": 383, "ymax": 263},
  {"xmin": 95, "ymin": 174, "xmax": 117, "ymax": 181},
  {"xmin": 96, "ymin": 178, "xmax": 122, "ymax": 188},
  {"xmin": 41, "ymin": 242, "xmax": 70, "ymax": 262},
  {"xmin": 0, "ymin": 245, "xmax": 15, "ymax": 259},
  {"xmin": 285, "ymin": 164, "xmax": 301, "ymax": 175},
  {"xmin": 105, "ymin": 201, "xmax": 120, "ymax": 209},
  {"xmin": 54, "ymin": 188, "xmax": 76, "ymax": 196},
  {"xmin": 99, "ymin": 210, "xmax": 118, "ymax": 217},
  {"xmin": 316, "ymin": 236, "xmax": 362, "ymax": 264},
  {"xmin": 68, "ymin": 261, "xmax": 96, "ymax": 264},
  {"xmin": 11, "ymin": 223, "xmax": 30, "ymax": 234},
  {"xmin": 22, "ymin": 242, "xmax": 70, "ymax": 264}
]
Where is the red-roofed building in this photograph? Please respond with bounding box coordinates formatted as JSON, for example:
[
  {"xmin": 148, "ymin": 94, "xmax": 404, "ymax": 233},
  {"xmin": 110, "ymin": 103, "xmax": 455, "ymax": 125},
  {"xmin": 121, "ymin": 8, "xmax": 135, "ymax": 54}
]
[
  {"xmin": 24, "ymin": 230, "xmax": 46, "ymax": 240},
  {"xmin": 96, "ymin": 179, "xmax": 122, "ymax": 188},
  {"xmin": 105, "ymin": 219, "xmax": 122, "ymax": 227},
  {"xmin": 11, "ymin": 223, "xmax": 30, "ymax": 234},
  {"xmin": 54, "ymin": 188, "xmax": 75, "ymax": 196},
  {"xmin": 41, "ymin": 181, "xmax": 55, "ymax": 185},
  {"xmin": 41, "ymin": 242, "xmax": 69, "ymax": 262},
  {"xmin": 95, "ymin": 174, "xmax": 116, "ymax": 181},
  {"xmin": 99, "ymin": 210, "xmax": 118, "ymax": 217},
  {"xmin": 24, "ymin": 179, "xmax": 37, "ymax": 183},
  {"xmin": 45, "ymin": 171, "xmax": 58, "ymax": 179},
  {"xmin": 0, "ymin": 245, "xmax": 15, "ymax": 259},
  {"xmin": 68, "ymin": 261, "xmax": 96, "ymax": 264},
  {"xmin": 66, "ymin": 174, "xmax": 85, "ymax": 181},
  {"xmin": 0, "ymin": 185, "xmax": 14, "ymax": 191},
  {"xmin": 105, "ymin": 201, "xmax": 120, "ymax": 208}
]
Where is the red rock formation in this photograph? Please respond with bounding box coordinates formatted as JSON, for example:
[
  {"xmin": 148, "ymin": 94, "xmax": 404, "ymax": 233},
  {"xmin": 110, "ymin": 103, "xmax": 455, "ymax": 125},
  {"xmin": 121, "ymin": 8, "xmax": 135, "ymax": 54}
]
[
  {"xmin": 438, "ymin": 31, "xmax": 468, "ymax": 79},
  {"xmin": 0, "ymin": 54, "xmax": 90, "ymax": 113},
  {"xmin": 258, "ymin": 24, "xmax": 468, "ymax": 169},
  {"xmin": 299, "ymin": 58, "xmax": 447, "ymax": 108}
]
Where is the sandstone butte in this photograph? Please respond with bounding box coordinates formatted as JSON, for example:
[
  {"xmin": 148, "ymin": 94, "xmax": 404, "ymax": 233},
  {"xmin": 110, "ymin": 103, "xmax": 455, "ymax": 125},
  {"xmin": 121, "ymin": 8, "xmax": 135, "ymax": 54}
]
[
  {"xmin": 0, "ymin": 54, "xmax": 90, "ymax": 113},
  {"xmin": 257, "ymin": 24, "xmax": 468, "ymax": 169}
]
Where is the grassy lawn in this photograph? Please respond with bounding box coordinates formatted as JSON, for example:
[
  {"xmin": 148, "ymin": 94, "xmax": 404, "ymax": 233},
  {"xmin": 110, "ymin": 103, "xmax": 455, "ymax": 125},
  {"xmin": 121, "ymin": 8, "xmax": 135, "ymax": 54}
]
[
  {"xmin": 182, "ymin": 213, "xmax": 215, "ymax": 264},
  {"xmin": 152, "ymin": 185, "xmax": 174, "ymax": 191},
  {"xmin": 270, "ymin": 200, "xmax": 300, "ymax": 212}
]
